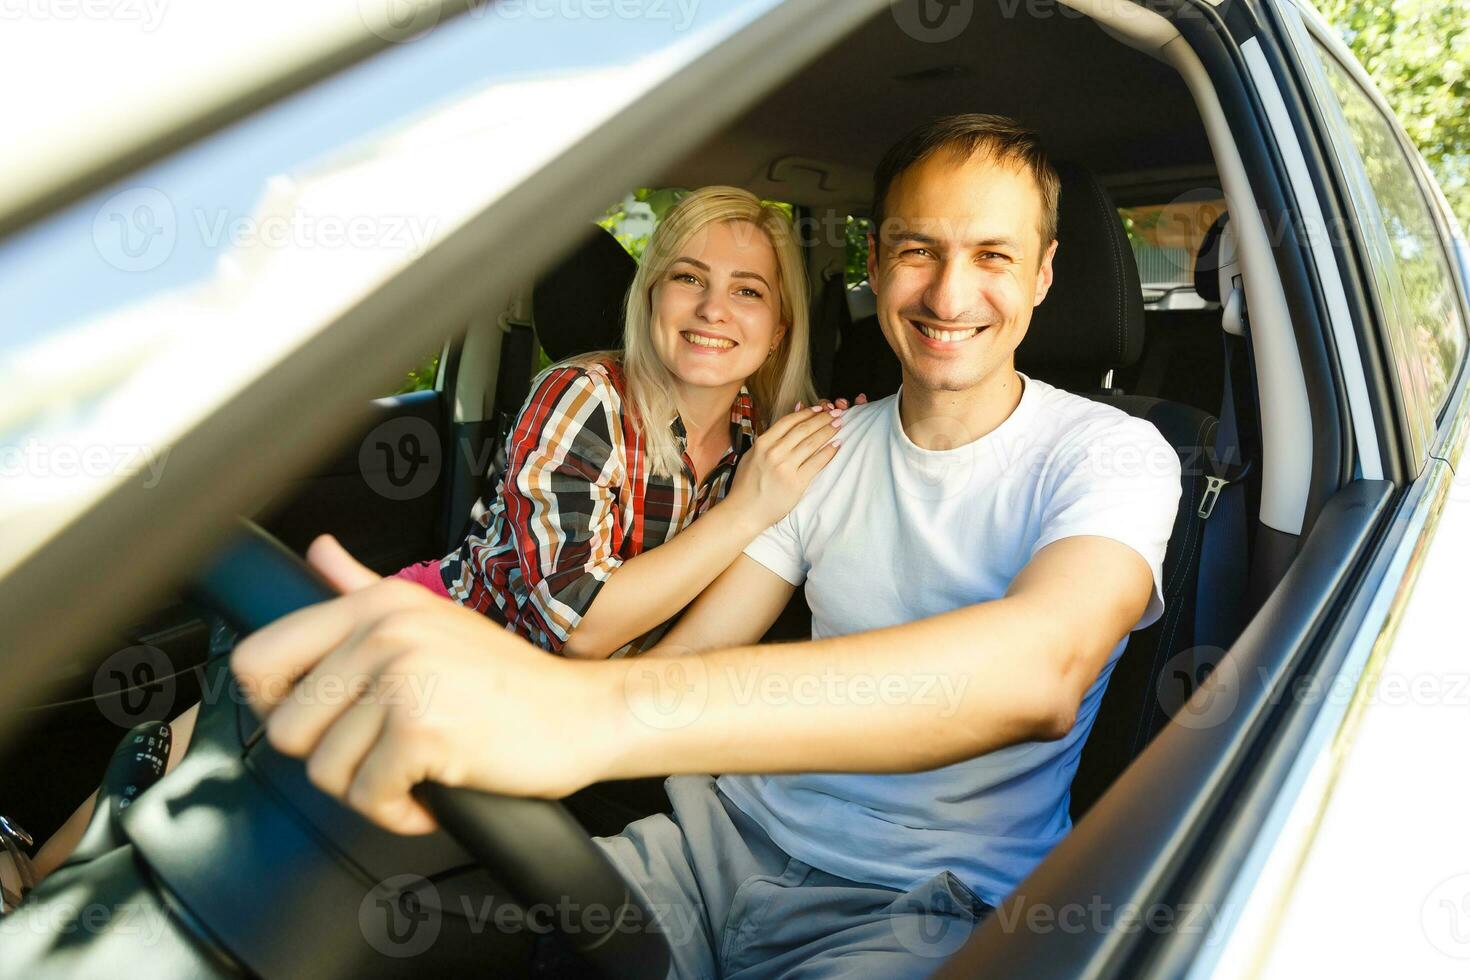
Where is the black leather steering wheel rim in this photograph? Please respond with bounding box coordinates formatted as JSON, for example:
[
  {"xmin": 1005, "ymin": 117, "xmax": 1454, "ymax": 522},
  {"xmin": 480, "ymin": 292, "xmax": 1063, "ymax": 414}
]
[{"xmin": 187, "ymin": 520, "xmax": 671, "ymax": 980}]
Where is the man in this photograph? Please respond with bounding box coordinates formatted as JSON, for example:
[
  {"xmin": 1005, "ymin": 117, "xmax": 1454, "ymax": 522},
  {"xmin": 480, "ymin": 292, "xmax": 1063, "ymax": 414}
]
[{"xmin": 236, "ymin": 114, "xmax": 1181, "ymax": 977}]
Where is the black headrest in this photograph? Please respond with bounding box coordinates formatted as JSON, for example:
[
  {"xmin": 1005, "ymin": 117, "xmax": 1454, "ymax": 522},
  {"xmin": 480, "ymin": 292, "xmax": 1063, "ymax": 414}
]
[
  {"xmin": 1015, "ymin": 163, "xmax": 1144, "ymax": 373},
  {"xmin": 532, "ymin": 226, "xmax": 638, "ymax": 362},
  {"xmin": 1193, "ymin": 213, "xmax": 1229, "ymax": 305}
]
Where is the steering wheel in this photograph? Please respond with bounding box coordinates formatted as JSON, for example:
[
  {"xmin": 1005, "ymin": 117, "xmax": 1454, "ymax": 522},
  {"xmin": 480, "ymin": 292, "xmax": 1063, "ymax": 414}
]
[
  {"xmin": 182, "ymin": 521, "xmax": 670, "ymax": 979},
  {"xmin": 50, "ymin": 525, "xmax": 673, "ymax": 980}
]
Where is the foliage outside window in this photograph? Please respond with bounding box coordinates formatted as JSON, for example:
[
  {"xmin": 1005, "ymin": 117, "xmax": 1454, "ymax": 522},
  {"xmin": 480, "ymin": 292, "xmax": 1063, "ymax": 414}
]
[
  {"xmin": 1317, "ymin": 42, "xmax": 1467, "ymax": 415},
  {"xmin": 391, "ymin": 350, "xmax": 441, "ymax": 395},
  {"xmin": 1317, "ymin": 0, "xmax": 1470, "ymax": 231},
  {"xmin": 846, "ymin": 216, "xmax": 873, "ymax": 287}
]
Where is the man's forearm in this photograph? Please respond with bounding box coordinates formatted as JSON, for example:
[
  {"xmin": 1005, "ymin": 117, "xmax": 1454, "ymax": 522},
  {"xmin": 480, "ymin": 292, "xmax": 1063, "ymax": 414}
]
[{"xmin": 592, "ymin": 595, "xmax": 1083, "ymax": 781}]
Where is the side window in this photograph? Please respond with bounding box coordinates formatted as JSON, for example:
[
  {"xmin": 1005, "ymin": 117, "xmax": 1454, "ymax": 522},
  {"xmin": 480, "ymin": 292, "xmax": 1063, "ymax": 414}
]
[
  {"xmin": 598, "ymin": 187, "xmax": 690, "ymax": 262},
  {"xmin": 390, "ymin": 347, "xmax": 442, "ymax": 395},
  {"xmin": 846, "ymin": 216, "xmax": 873, "ymax": 287},
  {"xmin": 1313, "ymin": 43, "xmax": 1468, "ymax": 427}
]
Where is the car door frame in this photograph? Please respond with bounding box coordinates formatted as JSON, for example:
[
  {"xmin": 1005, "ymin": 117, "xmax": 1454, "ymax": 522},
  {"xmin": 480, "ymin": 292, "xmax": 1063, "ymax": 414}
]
[{"xmin": 940, "ymin": 0, "xmax": 1468, "ymax": 973}]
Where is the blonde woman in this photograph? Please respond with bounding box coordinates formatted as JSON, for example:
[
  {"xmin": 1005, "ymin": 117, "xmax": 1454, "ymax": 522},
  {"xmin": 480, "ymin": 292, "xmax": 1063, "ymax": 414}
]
[
  {"xmin": 393, "ymin": 184, "xmax": 849, "ymax": 656},
  {"xmin": 6, "ymin": 187, "xmax": 852, "ymax": 897}
]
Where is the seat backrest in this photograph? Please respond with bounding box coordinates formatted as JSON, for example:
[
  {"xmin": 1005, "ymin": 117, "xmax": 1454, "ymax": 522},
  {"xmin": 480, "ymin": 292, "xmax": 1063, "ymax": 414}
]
[{"xmin": 532, "ymin": 226, "xmax": 637, "ymax": 361}]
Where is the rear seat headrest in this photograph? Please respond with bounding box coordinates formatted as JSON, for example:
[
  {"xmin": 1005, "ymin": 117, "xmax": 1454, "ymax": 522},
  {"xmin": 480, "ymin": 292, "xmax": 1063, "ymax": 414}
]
[
  {"xmin": 1015, "ymin": 162, "xmax": 1145, "ymax": 374},
  {"xmin": 532, "ymin": 226, "xmax": 638, "ymax": 362}
]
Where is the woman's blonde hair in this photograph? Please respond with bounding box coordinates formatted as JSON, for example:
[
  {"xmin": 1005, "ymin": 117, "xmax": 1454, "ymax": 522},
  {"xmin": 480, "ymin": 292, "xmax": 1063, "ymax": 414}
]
[{"xmin": 568, "ymin": 186, "xmax": 816, "ymax": 477}]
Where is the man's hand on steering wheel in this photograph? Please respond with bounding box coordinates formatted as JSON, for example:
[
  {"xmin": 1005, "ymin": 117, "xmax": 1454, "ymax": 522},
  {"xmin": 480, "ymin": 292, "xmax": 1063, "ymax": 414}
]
[{"xmin": 231, "ymin": 536, "xmax": 620, "ymax": 835}]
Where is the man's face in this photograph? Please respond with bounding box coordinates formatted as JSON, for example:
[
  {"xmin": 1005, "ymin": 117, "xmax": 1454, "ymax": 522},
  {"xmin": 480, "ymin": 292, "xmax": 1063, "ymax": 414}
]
[{"xmin": 866, "ymin": 151, "xmax": 1057, "ymax": 394}]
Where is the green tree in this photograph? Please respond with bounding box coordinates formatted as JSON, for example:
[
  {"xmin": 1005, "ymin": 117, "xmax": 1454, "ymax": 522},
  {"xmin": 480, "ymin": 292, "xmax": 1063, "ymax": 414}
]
[{"xmin": 1317, "ymin": 0, "xmax": 1470, "ymax": 229}]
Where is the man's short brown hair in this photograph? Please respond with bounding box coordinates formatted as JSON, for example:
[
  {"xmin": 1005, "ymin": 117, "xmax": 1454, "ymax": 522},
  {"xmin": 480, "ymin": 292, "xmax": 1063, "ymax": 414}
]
[{"xmin": 870, "ymin": 113, "xmax": 1061, "ymax": 247}]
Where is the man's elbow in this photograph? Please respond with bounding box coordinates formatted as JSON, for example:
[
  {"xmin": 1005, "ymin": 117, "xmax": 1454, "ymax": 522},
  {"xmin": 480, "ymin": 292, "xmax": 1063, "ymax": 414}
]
[
  {"xmin": 1020, "ymin": 654, "xmax": 1090, "ymax": 742},
  {"xmin": 1029, "ymin": 640, "xmax": 1117, "ymax": 740},
  {"xmin": 1028, "ymin": 688, "xmax": 1080, "ymax": 742}
]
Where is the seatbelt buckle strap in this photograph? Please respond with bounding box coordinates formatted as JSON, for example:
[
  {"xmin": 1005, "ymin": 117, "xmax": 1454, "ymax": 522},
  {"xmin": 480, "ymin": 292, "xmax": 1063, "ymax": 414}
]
[{"xmin": 1198, "ymin": 475, "xmax": 1229, "ymax": 520}]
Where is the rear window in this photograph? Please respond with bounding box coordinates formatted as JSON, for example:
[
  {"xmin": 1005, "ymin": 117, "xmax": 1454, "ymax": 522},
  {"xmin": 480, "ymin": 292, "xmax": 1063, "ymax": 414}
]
[{"xmin": 1118, "ymin": 194, "xmax": 1227, "ymax": 309}]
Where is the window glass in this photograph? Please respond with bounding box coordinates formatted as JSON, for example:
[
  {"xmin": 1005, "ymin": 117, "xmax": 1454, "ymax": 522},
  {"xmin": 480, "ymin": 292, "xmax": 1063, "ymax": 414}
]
[
  {"xmin": 1118, "ymin": 194, "xmax": 1227, "ymax": 310},
  {"xmin": 845, "ymin": 216, "xmax": 873, "ymax": 287},
  {"xmin": 390, "ymin": 348, "xmax": 442, "ymax": 396},
  {"xmin": 1315, "ymin": 44, "xmax": 1467, "ymax": 419},
  {"xmin": 597, "ymin": 187, "xmax": 689, "ymax": 262}
]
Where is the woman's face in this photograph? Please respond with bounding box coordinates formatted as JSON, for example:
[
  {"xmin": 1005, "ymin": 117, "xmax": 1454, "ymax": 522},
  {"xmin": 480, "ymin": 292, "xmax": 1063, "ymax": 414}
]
[{"xmin": 649, "ymin": 219, "xmax": 785, "ymax": 392}]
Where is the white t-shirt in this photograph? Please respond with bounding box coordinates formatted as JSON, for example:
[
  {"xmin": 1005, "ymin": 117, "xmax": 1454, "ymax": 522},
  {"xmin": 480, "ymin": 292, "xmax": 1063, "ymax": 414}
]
[{"xmin": 718, "ymin": 374, "xmax": 1181, "ymax": 907}]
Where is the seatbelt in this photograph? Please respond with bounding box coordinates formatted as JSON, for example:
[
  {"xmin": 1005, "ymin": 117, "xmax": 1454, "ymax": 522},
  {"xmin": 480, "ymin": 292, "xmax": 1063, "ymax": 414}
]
[{"xmin": 1194, "ymin": 279, "xmax": 1253, "ymax": 652}]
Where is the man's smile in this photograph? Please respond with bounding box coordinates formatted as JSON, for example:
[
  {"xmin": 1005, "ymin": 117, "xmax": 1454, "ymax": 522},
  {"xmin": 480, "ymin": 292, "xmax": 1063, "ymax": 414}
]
[{"xmin": 906, "ymin": 316, "xmax": 991, "ymax": 350}]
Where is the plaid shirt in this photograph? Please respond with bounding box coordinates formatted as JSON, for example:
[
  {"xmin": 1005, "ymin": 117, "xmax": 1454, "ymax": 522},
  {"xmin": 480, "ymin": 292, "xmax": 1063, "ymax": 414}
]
[{"xmin": 403, "ymin": 356, "xmax": 757, "ymax": 656}]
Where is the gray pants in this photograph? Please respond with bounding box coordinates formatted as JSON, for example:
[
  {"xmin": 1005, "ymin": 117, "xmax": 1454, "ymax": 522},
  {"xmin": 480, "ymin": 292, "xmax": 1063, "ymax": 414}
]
[{"xmin": 592, "ymin": 775, "xmax": 992, "ymax": 979}]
